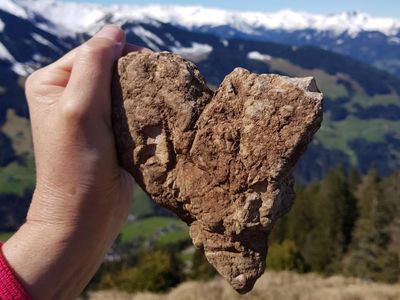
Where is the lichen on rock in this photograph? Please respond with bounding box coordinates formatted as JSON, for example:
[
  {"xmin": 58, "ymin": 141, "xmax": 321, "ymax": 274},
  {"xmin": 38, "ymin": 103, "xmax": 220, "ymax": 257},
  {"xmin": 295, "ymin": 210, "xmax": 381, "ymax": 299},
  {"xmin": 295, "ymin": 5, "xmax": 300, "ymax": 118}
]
[{"xmin": 112, "ymin": 51, "xmax": 323, "ymax": 293}]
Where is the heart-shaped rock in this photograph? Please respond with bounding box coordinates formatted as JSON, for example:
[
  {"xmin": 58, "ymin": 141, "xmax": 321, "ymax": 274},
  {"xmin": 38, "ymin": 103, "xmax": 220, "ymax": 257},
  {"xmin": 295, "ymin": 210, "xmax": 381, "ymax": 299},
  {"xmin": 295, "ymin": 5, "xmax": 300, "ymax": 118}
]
[{"xmin": 112, "ymin": 52, "xmax": 323, "ymax": 293}]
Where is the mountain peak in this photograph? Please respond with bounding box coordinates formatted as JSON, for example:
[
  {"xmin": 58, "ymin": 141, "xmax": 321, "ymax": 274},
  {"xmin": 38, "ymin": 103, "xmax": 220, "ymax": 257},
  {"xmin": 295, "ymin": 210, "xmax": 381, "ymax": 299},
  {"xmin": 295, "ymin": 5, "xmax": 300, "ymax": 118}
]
[{"xmin": 3, "ymin": 0, "xmax": 400, "ymax": 37}]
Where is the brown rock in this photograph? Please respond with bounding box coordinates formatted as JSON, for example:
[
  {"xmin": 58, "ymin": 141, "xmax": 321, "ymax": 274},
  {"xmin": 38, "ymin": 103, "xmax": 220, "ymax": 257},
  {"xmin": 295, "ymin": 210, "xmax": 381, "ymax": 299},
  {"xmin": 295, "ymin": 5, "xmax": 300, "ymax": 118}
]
[{"xmin": 112, "ymin": 51, "xmax": 323, "ymax": 293}]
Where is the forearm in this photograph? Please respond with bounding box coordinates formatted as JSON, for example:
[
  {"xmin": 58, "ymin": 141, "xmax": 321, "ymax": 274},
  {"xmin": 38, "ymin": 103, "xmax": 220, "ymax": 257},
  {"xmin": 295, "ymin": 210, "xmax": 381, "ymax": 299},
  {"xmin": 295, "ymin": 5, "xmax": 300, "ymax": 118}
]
[
  {"xmin": 2, "ymin": 25, "xmax": 135, "ymax": 300},
  {"xmin": 2, "ymin": 193, "xmax": 123, "ymax": 300}
]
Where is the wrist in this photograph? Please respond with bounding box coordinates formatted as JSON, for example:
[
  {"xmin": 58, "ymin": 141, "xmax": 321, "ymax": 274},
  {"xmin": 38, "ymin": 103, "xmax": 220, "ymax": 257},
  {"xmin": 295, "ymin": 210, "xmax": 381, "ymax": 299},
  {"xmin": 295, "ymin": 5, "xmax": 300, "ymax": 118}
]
[
  {"xmin": 27, "ymin": 181, "xmax": 128, "ymax": 231},
  {"xmin": 3, "ymin": 221, "xmax": 109, "ymax": 300},
  {"xmin": 2, "ymin": 171, "xmax": 132, "ymax": 299}
]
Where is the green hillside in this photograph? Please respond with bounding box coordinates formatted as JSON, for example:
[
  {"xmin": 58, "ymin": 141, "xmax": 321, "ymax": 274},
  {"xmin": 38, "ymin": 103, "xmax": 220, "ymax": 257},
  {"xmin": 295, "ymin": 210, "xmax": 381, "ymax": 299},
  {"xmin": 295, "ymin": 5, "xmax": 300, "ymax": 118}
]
[
  {"xmin": 2, "ymin": 27, "xmax": 400, "ymax": 232},
  {"xmin": 193, "ymin": 38, "xmax": 400, "ymax": 180},
  {"xmin": 263, "ymin": 56, "xmax": 400, "ymax": 171}
]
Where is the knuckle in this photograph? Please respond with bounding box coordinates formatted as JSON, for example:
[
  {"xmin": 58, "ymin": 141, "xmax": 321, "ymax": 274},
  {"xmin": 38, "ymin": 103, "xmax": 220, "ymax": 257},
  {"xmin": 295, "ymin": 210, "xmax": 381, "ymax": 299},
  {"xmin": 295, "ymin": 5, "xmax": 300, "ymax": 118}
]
[{"xmin": 60, "ymin": 100, "xmax": 87, "ymax": 124}]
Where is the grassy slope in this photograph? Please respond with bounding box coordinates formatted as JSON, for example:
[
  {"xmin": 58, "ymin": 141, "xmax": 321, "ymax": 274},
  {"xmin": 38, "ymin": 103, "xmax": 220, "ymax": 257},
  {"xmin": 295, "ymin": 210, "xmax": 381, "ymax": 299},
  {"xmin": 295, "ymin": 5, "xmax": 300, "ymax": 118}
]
[
  {"xmin": 264, "ymin": 56, "xmax": 400, "ymax": 167},
  {"xmin": 88, "ymin": 271, "xmax": 400, "ymax": 300},
  {"xmin": 268, "ymin": 58, "xmax": 348, "ymax": 99}
]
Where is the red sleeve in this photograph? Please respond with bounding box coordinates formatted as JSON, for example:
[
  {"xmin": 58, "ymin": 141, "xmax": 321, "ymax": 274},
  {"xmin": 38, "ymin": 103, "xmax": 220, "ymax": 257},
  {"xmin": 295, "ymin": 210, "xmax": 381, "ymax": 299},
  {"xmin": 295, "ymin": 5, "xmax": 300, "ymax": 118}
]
[{"xmin": 0, "ymin": 242, "xmax": 32, "ymax": 300}]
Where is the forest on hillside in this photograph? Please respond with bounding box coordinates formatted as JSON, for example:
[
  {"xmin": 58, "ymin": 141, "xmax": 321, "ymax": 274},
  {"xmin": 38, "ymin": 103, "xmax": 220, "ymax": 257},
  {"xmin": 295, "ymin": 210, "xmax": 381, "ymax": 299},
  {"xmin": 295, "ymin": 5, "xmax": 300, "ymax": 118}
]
[{"xmin": 83, "ymin": 167, "xmax": 400, "ymax": 295}]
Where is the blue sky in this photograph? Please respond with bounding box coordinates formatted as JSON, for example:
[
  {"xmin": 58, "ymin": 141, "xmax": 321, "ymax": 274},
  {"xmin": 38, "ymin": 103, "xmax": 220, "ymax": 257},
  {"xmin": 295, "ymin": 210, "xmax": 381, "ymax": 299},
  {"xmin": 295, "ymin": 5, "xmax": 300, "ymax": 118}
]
[{"xmin": 63, "ymin": 0, "xmax": 399, "ymax": 18}]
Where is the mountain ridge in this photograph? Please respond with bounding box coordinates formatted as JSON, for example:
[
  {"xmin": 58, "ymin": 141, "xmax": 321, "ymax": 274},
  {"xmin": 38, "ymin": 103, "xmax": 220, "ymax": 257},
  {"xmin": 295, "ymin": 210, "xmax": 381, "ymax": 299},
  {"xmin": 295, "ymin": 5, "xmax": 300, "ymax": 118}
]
[
  {"xmin": 4, "ymin": 0, "xmax": 400, "ymax": 78},
  {"xmin": 7, "ymin": 0, "xmax": 400, "ymax": 36}
]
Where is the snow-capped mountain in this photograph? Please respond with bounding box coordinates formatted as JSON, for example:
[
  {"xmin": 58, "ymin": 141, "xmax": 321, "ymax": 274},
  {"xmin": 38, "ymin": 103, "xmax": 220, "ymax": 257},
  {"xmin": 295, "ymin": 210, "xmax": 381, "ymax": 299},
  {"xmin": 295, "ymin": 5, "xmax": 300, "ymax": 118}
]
[
  {"xmin": 3, "ymin": 0, "xmax": 400, "ymax": 77},
  {"xmin": 8, "ymin": 0, "xmax": 400, "ymax": 36},
  {"xmin": 0, "ymin": 0, "xmax": 78, "ymax": 123},
  {"xmin": 0, "ymin": 0, "xmax": 78, "ymax": 73}
]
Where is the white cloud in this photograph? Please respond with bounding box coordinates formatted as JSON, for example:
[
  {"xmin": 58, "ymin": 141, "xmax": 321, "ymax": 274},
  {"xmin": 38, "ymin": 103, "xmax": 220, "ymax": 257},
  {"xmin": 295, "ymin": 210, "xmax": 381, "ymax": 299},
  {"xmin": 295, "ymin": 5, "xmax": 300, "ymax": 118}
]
[{"xmin": 247, "ymin": 51, "xmax": 272, "ymax": 61}]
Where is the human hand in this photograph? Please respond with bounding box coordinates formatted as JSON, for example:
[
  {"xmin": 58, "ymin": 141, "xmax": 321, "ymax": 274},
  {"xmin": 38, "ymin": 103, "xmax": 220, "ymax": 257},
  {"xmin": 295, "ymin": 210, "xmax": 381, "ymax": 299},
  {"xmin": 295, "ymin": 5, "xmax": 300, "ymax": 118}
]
[{"xmin": 3, "ymin": 25, "xmax": 144, "ymax": 300}]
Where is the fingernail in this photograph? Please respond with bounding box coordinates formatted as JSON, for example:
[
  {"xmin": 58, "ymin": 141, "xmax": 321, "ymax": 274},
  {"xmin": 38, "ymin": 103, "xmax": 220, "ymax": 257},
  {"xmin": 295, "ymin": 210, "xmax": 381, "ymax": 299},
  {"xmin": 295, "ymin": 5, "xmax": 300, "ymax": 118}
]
[{"xmin": 95, "ymin": 25, "xmax": 124, "ymax": 43}]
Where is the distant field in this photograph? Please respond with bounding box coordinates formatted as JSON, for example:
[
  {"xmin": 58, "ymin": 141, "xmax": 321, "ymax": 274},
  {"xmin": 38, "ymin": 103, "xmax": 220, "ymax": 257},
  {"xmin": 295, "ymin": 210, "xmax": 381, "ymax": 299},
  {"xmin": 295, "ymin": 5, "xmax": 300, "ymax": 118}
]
[
  {"xmin": 120, "ymin": 216, "xmax": 189, "ymax": 245},
  {"xmin": 87, "ymin": 271, "xmax": 400, "ymax": 300},
  {"xmin": 0, "ymin": 216, "xmax": 188, "ymax": 246},
  {"xmin": 317, "ymin": 117, "xmax": 400, "ymax": 165},
  {"xmin": 0, "ymin": 203, "xmax": 186, "ymax": 246}
]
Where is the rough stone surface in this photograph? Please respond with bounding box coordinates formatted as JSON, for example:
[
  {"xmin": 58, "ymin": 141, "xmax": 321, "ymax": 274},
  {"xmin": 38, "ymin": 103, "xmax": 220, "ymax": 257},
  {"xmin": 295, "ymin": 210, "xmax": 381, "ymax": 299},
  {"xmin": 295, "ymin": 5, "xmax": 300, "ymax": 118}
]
[{"xmin": 112, "ymin": 51, "xmax": 323, "ymax": 293}]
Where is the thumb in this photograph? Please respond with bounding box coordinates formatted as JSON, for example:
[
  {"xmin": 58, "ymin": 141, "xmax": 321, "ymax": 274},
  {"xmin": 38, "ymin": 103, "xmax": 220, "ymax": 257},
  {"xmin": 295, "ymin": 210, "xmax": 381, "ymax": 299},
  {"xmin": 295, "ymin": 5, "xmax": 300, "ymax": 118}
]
[{"xmin": 63, "ymin": 25, "xmax": 125, "ymax": 120}]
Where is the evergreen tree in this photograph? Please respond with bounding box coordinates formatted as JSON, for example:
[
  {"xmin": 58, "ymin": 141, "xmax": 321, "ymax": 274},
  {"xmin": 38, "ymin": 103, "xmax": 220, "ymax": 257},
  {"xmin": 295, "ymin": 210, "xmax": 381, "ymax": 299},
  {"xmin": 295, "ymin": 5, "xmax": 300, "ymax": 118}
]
[
  {"xmin": 302, "ymin": 167, "xmax": 356, "ymax": 274},
  {"xmin": 286, "ymin": 184, "xmax": 318, "ymax": 251},
  {"xmin": 269, "ymin": 184, "xmax": 309, "ymax": 245},
  {"xmin": 268, "ymin": 184, "xmax": 315, "ymax": 273},
  {"xmin": 348, "ymin": 165, "xmax": 362, "ymax": 193},
  {"xmin": 266, "ymin": 239, "xmax": 307, "ymax": 272},
  {"xmin": 381, "ymin": 171, "xmax": 400, "ymax": 282},
  {"xmin": 345, "ymin": 169, "xmax": 399, "ymax": 283},
  {"xmin": 382, "ymin": 171, "xmax": 400, "ymax": 225}
]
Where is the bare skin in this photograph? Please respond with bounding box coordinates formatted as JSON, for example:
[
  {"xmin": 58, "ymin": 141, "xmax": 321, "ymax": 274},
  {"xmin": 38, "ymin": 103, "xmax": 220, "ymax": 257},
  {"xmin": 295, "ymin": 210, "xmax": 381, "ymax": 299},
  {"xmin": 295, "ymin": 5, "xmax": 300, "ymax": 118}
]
[{"xmin": 2, "ymin": 25, "xmax": 145, "ymax": 300}]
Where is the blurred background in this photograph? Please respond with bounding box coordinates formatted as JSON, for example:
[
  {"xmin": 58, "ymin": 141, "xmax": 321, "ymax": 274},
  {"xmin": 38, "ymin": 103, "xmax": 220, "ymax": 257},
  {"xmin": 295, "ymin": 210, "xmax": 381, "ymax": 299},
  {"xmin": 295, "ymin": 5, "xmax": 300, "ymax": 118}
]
[{"xmin": 1, "ymin": 0, "xmax": 400, "ymax": 299}]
